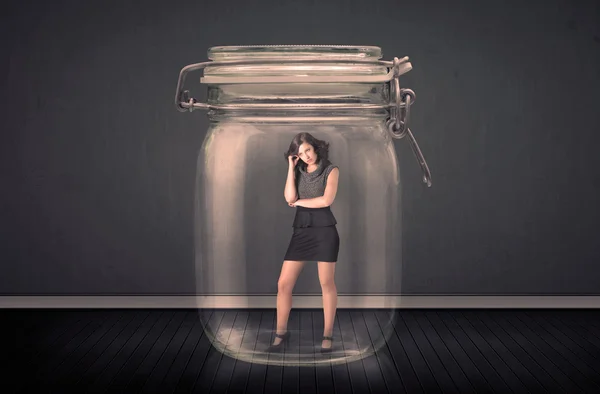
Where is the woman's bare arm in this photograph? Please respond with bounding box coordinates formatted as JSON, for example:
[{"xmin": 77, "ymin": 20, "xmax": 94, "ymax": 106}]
[{"xmin": 284, "ymin": 156, "xmax": 299, "ymax": 204}]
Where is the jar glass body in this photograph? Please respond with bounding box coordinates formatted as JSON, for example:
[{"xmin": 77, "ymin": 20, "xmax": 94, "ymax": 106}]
[{"xmin": 195, "ymin": 110, "xmax": 402, "ymax": 366}]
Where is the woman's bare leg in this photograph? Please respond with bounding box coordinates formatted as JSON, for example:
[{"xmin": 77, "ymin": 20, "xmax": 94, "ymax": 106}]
[
  {"xmin": 318, "ymin": 261, "xmax": 337, "ymax": 348},
  {"xmin": 273, "ymin": 260, "xmax": 305, "ymax": 345}
]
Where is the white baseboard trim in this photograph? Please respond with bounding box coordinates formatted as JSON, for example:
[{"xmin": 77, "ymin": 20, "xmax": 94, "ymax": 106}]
[{"xmin": 1, "ymin": 295, "xmax": 599, "ymax": 308}]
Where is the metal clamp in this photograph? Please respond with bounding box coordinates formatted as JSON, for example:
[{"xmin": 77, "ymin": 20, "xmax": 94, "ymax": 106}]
[
  {"xmin": 175, "ymin": 62, "xmax": 212, "ymax": 113},
  {"xmin": 385, "ymin": 63, "xmax": 432, "ymax": 187}
]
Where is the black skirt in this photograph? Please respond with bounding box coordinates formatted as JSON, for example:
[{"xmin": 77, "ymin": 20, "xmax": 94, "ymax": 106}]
[{"xmin": 284, "ymin": 206, "xmax": 340, "ymax": 263}]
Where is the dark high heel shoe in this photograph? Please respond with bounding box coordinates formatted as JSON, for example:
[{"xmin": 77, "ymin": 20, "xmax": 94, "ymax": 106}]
[
  {"xmin": 320, "ymin": 336, "xmax": 333, "ymax": 353},
  {"xmin": 266, "ymin": 331, "xmax": 290, "ymax": 352}
]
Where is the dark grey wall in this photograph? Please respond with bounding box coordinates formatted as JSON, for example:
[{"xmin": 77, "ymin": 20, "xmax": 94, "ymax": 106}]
[{"xmin": 1, "ymin": 0, "xmax": 599, "ymax": 295}]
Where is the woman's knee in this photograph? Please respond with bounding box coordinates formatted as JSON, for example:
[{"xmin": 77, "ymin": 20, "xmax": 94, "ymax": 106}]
[
  {"xmin": 278, "ymin": 278, "xmax": 295, "ymax": 294},
  {"xmin": 318, "ymin": 262, "xmax": 336, "ymax": 289},
  {"xmin": 319, "ymin": 276, "xmax": 336, "ymax": 290}
]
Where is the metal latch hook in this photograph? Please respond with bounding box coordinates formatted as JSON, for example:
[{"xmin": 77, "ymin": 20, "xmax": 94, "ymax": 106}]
[{"xmin": 386, "ymin": 58, "xmax": 432, "ymax": 187}]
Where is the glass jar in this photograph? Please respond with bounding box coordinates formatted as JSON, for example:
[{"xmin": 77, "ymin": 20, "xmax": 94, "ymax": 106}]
[{"xmin": 174, "ymin": 45, "xmax": 431, "ymax": 366}]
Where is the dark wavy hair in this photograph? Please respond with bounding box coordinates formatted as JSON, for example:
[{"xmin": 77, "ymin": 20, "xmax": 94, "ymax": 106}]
[{"xmin": 283, "ymin": 132, "xmax": 330, "ymax": 170}]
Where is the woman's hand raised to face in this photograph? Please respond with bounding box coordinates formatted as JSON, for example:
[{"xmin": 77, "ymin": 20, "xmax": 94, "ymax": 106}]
[{"xmin": 288, "ymin": 155, "xmax": 299, "ymax": 168}]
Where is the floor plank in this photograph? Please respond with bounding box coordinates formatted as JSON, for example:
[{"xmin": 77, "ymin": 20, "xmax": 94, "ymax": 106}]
[
  {"xmin": 226, "ymin": 310, "xmax": 261, "ymax": 393},
  {"xmin": 490, "ymin": 310, "xmax": 600, "ymax": 393},
  {"xmin": 402, "ymin": 311, "xmax": 461, "ymax": 393},
  {"xmin": 375, "ymin": 310, "xmax": 423, "ymax": 393},
  {"xmin": 363, "ymin": 310, "xmax": 407, "ymax": 394},
  {"xmin": 470, "ymin": 310, "xmax": 572, "ymax": 393}
]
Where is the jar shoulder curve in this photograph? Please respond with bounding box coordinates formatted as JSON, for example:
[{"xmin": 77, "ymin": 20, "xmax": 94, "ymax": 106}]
[{"xmin": 199, "ymin": 121, "xmax": 399, "ymax": 185}]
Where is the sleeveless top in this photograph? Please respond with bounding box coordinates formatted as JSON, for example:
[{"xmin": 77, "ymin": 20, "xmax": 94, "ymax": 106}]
[
  {"xmin": 292, "ymin": 160, "xmax": 339, "ymax": 228},
  {"xmin": 296, "ymin": 160, "xmax": 338, "ymax": 199}
]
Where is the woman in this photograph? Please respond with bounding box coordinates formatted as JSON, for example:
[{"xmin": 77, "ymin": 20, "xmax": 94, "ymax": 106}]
[{"xmin": 267, "ymin": 132, "xmax": 340, "ymax": 353}]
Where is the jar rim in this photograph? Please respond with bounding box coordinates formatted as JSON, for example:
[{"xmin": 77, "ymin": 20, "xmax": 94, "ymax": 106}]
[
  {"xmin": 201, "ymin": 46, "xmax": 406, "ymax": 84},
  {"xmin": 207, "ymin": 45, "xmax": 383, "ymax": 61}
]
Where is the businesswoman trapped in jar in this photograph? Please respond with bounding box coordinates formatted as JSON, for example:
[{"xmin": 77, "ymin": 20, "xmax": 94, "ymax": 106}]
[{"xmin": 267, "ymin": 132, "xmax": 340, "ymax": 353}]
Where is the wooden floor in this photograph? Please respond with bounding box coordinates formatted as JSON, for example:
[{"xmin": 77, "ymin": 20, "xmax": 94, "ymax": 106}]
[{"xmin": 2, "ymin": 308, "xmax": 600, "ymax": 393}]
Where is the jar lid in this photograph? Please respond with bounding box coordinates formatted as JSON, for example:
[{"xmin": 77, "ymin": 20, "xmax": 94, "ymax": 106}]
[
  {"xmin": 201, "ymin": 45, "xmax": 408, "ymax": 84},
  {"xmin": 207, "ymin": 45, "xmax": 383, "ymax": 61}
]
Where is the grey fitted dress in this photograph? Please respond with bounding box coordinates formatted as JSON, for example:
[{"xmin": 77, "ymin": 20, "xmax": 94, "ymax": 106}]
[{"xmin": 284, "ymin": 159, "xmax": 340, "ymax": 263}]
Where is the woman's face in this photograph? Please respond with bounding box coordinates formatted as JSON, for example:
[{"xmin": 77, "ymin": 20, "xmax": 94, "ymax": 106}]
[{"xmin": 297, "ymin": 142, "xmax": 317, "ymax": 165}]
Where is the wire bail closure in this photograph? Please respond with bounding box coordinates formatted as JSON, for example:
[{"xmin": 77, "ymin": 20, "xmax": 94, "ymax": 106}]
[
  {"xmin": 386, "ymin": 58, "xmax": 432, "ymax": 187},
  {"xmin": 174, "ymin": 55, "xmax": 432, "ymax": 187}
]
